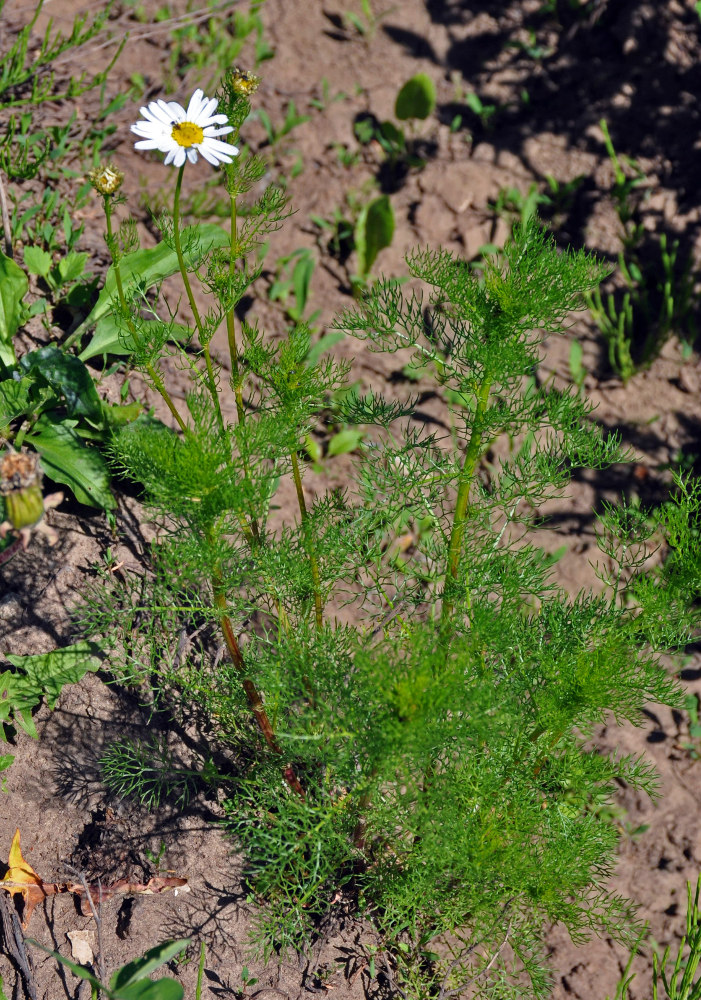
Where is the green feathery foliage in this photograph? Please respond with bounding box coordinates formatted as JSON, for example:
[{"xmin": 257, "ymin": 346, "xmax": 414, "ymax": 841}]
[{"xmin": 80, "ymin": 74, "xmax": 701, "ymax": 997}]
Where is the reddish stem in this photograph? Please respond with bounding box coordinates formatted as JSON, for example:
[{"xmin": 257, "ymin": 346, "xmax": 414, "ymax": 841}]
[{"xmin": 215, "ymin": 593, "xmax": 305, "ymax": 799}]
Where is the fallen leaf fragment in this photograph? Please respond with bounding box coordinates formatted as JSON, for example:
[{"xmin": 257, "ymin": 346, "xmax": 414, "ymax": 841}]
[
  {"xmin": 70, "ymin": 875, "xmax": 189, "ymax": 916},
  {"xmin": 0, "ymin": 829, "xmax": 188, "ymax": 928},
  {"xmin": 1, "ymin": 829, "xmax": 57, "ymax": 927},
  {"xmin": 67, "ymin": 929, "xmax": 94, "ymax": 965}
]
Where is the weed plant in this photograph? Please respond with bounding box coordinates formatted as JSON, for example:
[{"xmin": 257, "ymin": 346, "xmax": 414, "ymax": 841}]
[
  {"xmin": 586, "ymin": 119, "xmax": 697, "ymax": 382},
  {"xmin": 79, "ymin": 76, "xmax": 701, "ymax": 998}
]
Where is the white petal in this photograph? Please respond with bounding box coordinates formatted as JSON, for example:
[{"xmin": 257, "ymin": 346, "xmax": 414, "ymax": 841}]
[
  {"xmin": 200, "ymin": 112, "xmax": 230, "ymax": 127},
  {"xmin": 203, "ymin": 137, "xmax": 238, "ymax": 156},
  {"xmin": 198, "ymin": 145, "xmax": 220, "ymax": 166},
  {"xmin": 149, "ymin": 101, "xmax": 177, "ymax": 126},
  {"xmin": 173, "ymin": 147, "xmax": 187, "ymax": 167},
  {"xmin": 133, "ymin": 138, "xmax": 162, "ymax": 149},
  {"xmin": 203, "ymin": 124, "xmax": 234, "ymax": 137},
  {"xmin": 131, "ymin": 122, "xmax": 164, "ymax": 138},
  {"xmin": 186, "ymin": 89, "xmax": 205, "ymax": 119},
  {"xmin": 140, "ymin": 105, "xmax": 175, "ymax": 127},
  {"xmin": 198, "ymin": 97, "xmax": 219, "ymax": 122},
  {"xmin": 163, "ymin": 147, "xmax": 176, "ymax": 165},
  {"xmin": 167, "ymin": 100, "xmax": 185, "ymax": 120},
  {"xmin": 186, "ymin": 147, "xmax": 199, "ymax": 163}
]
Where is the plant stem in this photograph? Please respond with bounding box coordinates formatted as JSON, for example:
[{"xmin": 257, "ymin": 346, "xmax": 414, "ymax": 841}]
[
  {"xmin": 208, "ymin": 539, "xmax": 304, "ymax": 799},
  {"xmin": 440, "ymin": 376, "xmax": 492, "ymax": 630},
  {"xmin": 172, "ymin": 164, "xmax": 224, "ymax": 434},
  {"xmin": 290, "ymin": 449, "xmax": 323, "ymax": 630},
  {"xmin": 0, "ymin": 536, "xmax": 23, "ymax": 567},
  {"xmin": 103, "ymin": 196, "xmax": 188, "ymax": 434},
  {"xmin": 225, "ymin": 188, "xmax": 260, "ymax": 542},
  {"xmin": 225, "ymin": 193, "xmax": 246, "ymax": 424},
  {"xmin": 0, "ymin": 169, "xmax": 13, "ymax": 258}
]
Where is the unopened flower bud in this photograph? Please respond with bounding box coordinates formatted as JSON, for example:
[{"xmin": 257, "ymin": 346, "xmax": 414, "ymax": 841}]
[
  {"xmin": 1, "ymin": 451, "xmax": 44, "ymax": 530},
  {"xmin": 89, "ymin": 163, "xmax": 124, "ymax": 196},
  {"xmin": 0, "ymin": 450, "xmax": 63, "ymax": 549}
]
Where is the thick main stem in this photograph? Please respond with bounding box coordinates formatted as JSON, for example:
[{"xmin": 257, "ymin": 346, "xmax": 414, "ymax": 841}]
[
  {"xmin": 440, "ymin": 377, "xmax": 492, "ymax": 630},
  {"xmin": 172, "ymin": 165, "xmax": 224, "ymax": 434},
  {"xmin": 211, "ymin": 579, "xmax": 305, "ymax": 799},
  {"xmin": 104, "ymin": 197, "xmax": 188, "ymax": 435},
  {"xmin": 290, "ymin": 449, "xmax": 323, "ymax": 630}
]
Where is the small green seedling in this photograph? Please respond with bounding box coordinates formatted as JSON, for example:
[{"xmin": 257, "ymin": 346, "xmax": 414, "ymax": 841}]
[
  {"xmin": 268, "ymin": 248, "xmax": 319, "ymax": 327},
  {"xmin": 353, "ymin": 73, "xmax": 437, "ymax": 186},
  {"xmin": 682, "ymin": 693, "xmax": 701, "ymax": 760},
  {"xmin": 395, "ymin": 73, "xmax": 436, "ymax": 123},
  {"xmin": 164, "ymin": 0, "xmax": 273, "ymax": 93},
  {"xmin": 489, "ymin": 183, "xmax": 551, "ymax": 227},
  {"xmin": 341, "ymin": 0, "xmax": 396, "ymax": 40},
  {"xmin": 586, "ymin": 119, "xmax": 696, "ymax": 382},
  {"xmin": 352, "ymin": 194, "xmax": 395, "ymax": 290},
  {"xmin": 608, "ymin": 875, "xmax": 701, "ymax": 999},
  {"xmin": 237, "ymin": 966, "xmax": 259, "ymax": 997},
  {"xmin": 464, "ymin": 91, "xmax": 499, "ymax": 130},
  {"xmin": 253, "ymin": 101, "xmax": 311, "ymax": 155},
  {"xmin": 0, "ymin": 643, "xmax": 103, "ymax": 775},
  {"xmin": 568, "ymin": 339, "xmax": 587, "ymax": 390}
]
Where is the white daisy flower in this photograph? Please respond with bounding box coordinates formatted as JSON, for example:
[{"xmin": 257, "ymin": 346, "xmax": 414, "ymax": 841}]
[{"xmin": 131, "ymin": 88, "xmax": 238, "ymax": 168}]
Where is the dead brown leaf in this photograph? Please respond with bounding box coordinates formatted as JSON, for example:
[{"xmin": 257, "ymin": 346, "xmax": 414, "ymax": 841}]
[{"xmin": 0, "ymin": 829, "xmax": 188, "ymax": 927}]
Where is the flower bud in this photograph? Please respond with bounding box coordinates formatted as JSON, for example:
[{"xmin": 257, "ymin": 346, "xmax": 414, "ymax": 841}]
[
  {"xmin": 88, "ymin": 163, "xmax": 124, "ymax": 196},
  {"xmin": 0, "ymin": 451, "xmax": 44, "ymax": 530}
]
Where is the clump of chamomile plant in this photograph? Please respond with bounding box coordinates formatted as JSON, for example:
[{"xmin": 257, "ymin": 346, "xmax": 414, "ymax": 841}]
[{"xmin": 79, "ymin": 70, "xmax": 701, "ymax": 999}]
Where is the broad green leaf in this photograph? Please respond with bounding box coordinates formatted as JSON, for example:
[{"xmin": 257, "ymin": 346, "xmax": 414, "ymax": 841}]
[
  {"xmin": 0, "ymin": 250, "xmax": 28, "ymax": 362},
  {"xmin": 292, "ymin": 253, "xmax": 315, "ymax": 316},
  {"xmin": 110, "ymin": 941, "xmax": 191, "ymax": 991},
  {"xmin": 0, "ymin": 377, "xmax": 31, "ymax": 425},
  {"xmin": 26, "ymin": 940, "xmax": 104, "ymax": 991},
  {"xmin": 0, "ymin": 677, "xmax": 38, "ymax": 737},
  {"xmin": 117, "ymin": 979, "xmax": 184, "ymax": 1000},
  {"xmin": 0, "ymin": 754, "xmax": 13, "ymax": 791},
  {"xmin": 57, "ymin": 251, "xmax": 88, "ymax": 284},
  {"xmin": 79, "ymin": 316, "xmax": 192, "ymax": 362},
  {"xmin": 395, "ymin": 73, "xmax": 436, "ymax": 121},
  {"xmin": 26, "ymin": 414, "xmax": 115, "ymax": 509},
  {"xmin": 327, "ymin": 428, "xmax": 364, "ymax": 457},
  {"xmin": 102, "ymin": 400, "xmax": 143, "ymax": 429},
  {"xmin": 569, "ymin": 339, "xmax": 585, "ymax": 384},
  {"xmin": 74, "ymin": 224, "xmax": 230, "ymax": 350},
  {"xmin": 378, "ymin": 120, "xmax": 404, "ymax": 148},
  {"xmin": 20, "ymin": 346, "xmax": 103, "ymax": 422},
  {"xmin": 355, "ymin": 196, "xmax": 395, "ymax": 279},
  {"xmin": 23, "ymin": 246, "xmax": 52, "ymax": 278},
  {"xmin": 4, "ymin": 641, "xmax": 103, "ymax": 710},
  {"xmin": 304, "ymin": 434, "xmax": 322, "ymax": 463}
]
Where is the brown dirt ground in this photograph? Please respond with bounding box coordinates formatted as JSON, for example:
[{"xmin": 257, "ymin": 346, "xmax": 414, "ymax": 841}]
[{"xmin": 2, "ymin": 0, "xmax": 701, "ymax": 997}]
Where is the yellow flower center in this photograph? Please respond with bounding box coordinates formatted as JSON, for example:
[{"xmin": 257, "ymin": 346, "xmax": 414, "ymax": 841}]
[{"xmin": 172, "ymin": 121, "xmax": 204, "ymax": 147}]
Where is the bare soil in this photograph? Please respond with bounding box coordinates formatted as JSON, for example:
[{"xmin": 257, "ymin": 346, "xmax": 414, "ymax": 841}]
[{"xmin": 2, "ymin": 1, "xmax": 701, "ymax": 997}]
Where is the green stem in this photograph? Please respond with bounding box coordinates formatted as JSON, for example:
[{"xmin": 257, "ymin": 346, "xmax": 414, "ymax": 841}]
[
  {"xmin": 225, "ymin": 188, "xmax": 260, "ymax": 542},
  {"xmin": 226, "ymin": 193, "xmax": 246, "ymax": 423},
  {"xmin": 440, "ymin": 376, "xmax": 492, "ymax": 630},
  {"xmin": 104, "ymin": 195, "xmax": 188, "ymax": 434},
  {"xmin": 172, "ymin": 164, "xmax": 224, "ymax": 434},
  {"xmin": 290, "ymin": 449, "xmax": 323, "ymax": 630}
]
